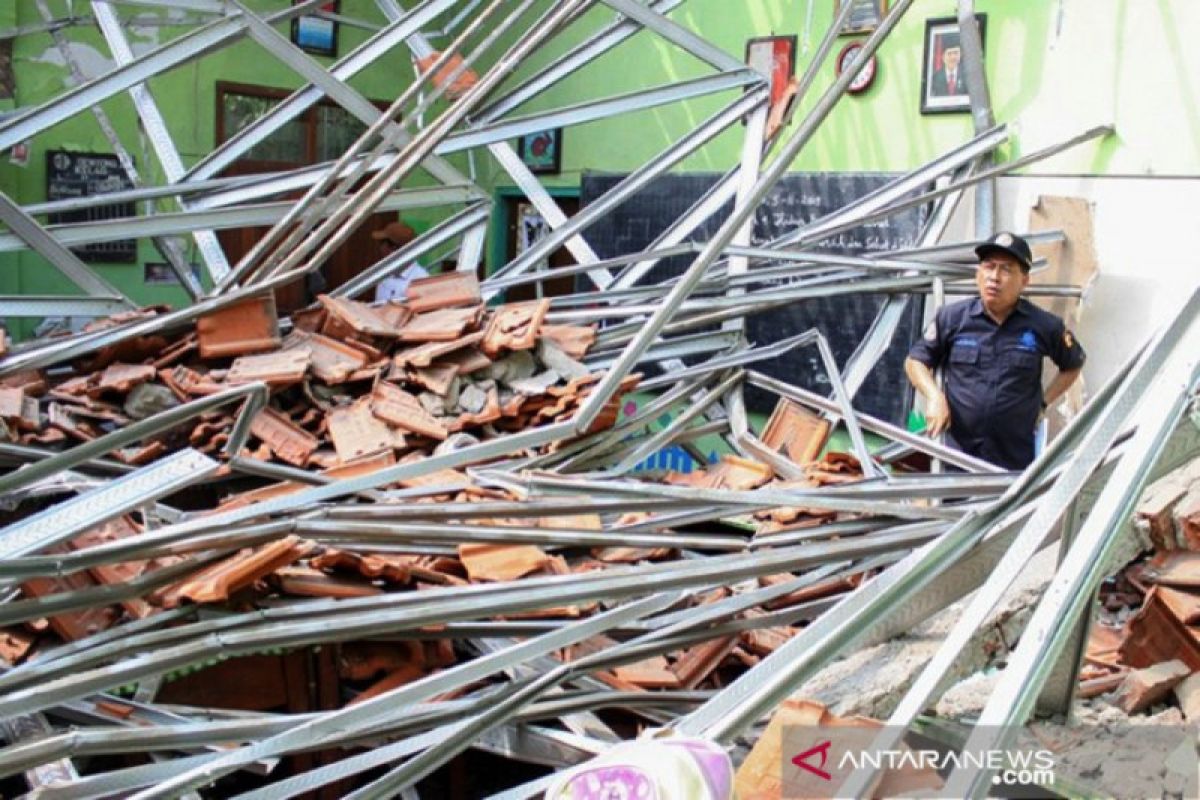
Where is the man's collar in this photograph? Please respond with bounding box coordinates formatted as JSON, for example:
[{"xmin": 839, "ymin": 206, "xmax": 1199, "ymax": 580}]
[{"xmin": 970, "ymin": 297, "xmax": 1030, "ymax": 320}]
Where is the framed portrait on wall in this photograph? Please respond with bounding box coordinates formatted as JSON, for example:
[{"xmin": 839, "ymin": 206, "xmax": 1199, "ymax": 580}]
[
  {"xmin": 920, "ymin": 14, "xmax": 987, "ymax": 114},
  {"xmin": 517, "ymin": 129, "xmax": 562, "ymax": 175},
  {"xmin": 835, "ymin": 0, "xmax": 888, "ymax": 36},
  {"xmin": 292, "ymin": 0, "xmax": 339, "ymax": 57},
  {"xmin": 745, "ymin": 35, "xmax": 797, "ymax": 114}
]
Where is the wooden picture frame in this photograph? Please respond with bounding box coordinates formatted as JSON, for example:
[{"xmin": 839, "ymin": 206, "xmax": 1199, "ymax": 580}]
[
  {"xmin": 835, "ymin": 0, "xmax": 888, "ymax": 36},
  {"xmin": 920, "ymin": 14, "xmax": 987, "ymax": 115},
  {"xmin": 291, "ymin": 0, "xmax": 339, "ymax": 58},
  {"xmin": 517, "ymin": 129, "xmax": 562, "ymax": 175}
]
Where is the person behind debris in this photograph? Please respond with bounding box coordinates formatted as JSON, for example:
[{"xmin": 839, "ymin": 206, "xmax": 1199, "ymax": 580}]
[
  {"xmin": 904, "ymin": 232, "xmax": 1086, "ymax": 470},
  {"xmin": 930, "ymin": 32, "xmax": 966, "ymax": 97},
  {"xmin": 371, "ymin": 220, "xmax": 429, "ymax": 303}
]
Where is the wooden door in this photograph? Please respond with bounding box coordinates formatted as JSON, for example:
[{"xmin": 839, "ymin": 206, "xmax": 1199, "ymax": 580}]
[
  {"xmin": 501, "ymin": 195, "xmax": 580, "ymax": 303},
  {"xmin": 215, "ymin": 82, "xmax": 394, "ymax": 312}
]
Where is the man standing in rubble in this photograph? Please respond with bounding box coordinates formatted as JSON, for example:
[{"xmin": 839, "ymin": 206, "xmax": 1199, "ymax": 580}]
[{"xmin": 904, "ymin": 232, "xmax": 1086, "ymax": 470}]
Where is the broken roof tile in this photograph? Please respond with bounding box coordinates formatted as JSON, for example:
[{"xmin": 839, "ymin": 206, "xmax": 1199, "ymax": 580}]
[
  {"xmin": 540, "ymin": 324, "xmax": 596, "ymax": 360},
  {"xmin": 196, "ymin": 294, "xmax": 281, "ymax": 359},
  {"xmin": 458, "ymin": 542, "xmax": 551, "ymax": 582},
  {"xmin": 226, "ymin": 350, "xmax": 310, "ymax": 388},
  {"xmin": 21, "ymin": 552, "xmax": 120, "ymax": 641},
  {"xmin": 481, "ymin": 300, "xmax": 550, "ymax": 357},
  {"xmin": 375, "ymin": 302, "xmax": 414, "ymax": 330},
  {"xmin": 274, "ymin": 566, "xmax": 383, "ymax": 599},
  {"xmin": 69, "ymin": 516, "xmax": 156, "ymax": 619},
  {"xmin": 160, "ymin": 365, "xmax": 223, "ymax": 398},
  {"xmin": 319, "ymin": 294, "xmax": 401, "ymax": 338},
  {"xmin": 94, "ymin": 363, "xmax": 157, "ymax": 395},
  {"xmin": 152, "ymin": 333, "xmax": 198, "ymax": 369},
  {"xmin": 328, "ymin": 398, "xmax": 406, "ymax": 462},
  {"xmin": 612, "ymin": 655, "xmax": 682, "ymax": 689},
  {"xmin": 371, "ymin": 382, "xmax": 448, "ymax": 440},
  {"xmin": 250, "ymin": 407, "xmax": 319, "ymax": 467},
  {"xmin": 0, "ymin": 387, "xmax": 24, "ymax": 421},
  {"xmin": 670, "ymin": 636, "xmax": 737, "ymax": 689},
  {"xmin": 398, "ymin": 306, "xmax": 484, "ymax": 343},
  {"xmin": 407, "ymin": 363, "xmax": 458, "ymax": 396},
  {"xmin": 168, "ymin": 535, "xmax": 314, "ymax": 605},
  {"xmin": 0, "ymin": 370, "xmax": 47, "ymax": 396},
  {"xmin": 393, "ymin": 453, "xmax": 470, "ymax": 490},
  {"xmin": 392, "ymin": 331, "xmax": 484, "ymax": 370},
  {"xmin": 405, "ymin": 271, "xmax": 481, "ymax": 313},
  {"xmin": 761, "ymin": 398, "xmax": 830, "ymax": 464}
]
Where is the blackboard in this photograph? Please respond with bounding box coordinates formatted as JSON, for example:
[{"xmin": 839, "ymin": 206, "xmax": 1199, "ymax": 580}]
[
  {"xmin": 46, "ymin": 150, "xmax": 137, "ymax": 263},
  {"xmin": 579, "ymin": 171, "xmax": 927, "ymax": 425}
]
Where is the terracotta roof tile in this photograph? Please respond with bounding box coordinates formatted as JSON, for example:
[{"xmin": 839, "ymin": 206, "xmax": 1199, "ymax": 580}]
[
  {"xmin": 94, "ymin": 363, "xmax": 157, "ymax": 395},
  {"xmin": 328, "ymin": 398, "xmax": 406, "ymax": 461},
  {"xmin": 250, "ymin": 407, "xmax": 319, "ymax": 467},
  {"xmin": 312, "ymin": 549, "xmax": 411, "ymax": 584},
  {"xmin": 0, "ymin": 386, "xmax": 24, "ymax": 421},
  {"xmin": 69, "ymin": 516, "xmax": 156, "ymax": 619},
  {"xmin": 274, "ymin": 566, "xmax": 383, "ymax": 598},
  {"xmin": 402, "ymin": 363, "xmax": 454, "ymax": 396},
  {"xmin": 481, "ymin": 300, "xmax": 550, "ymax": 357},
  {"xmin": 152, "ymin": 333, "xmax": 198, "ymax": 369},
  {"xmin": 226, "ymin": 350, "xmax": 310, "ymax": 388},
  {"xmin": 405, "ymin": 271, "xmax": 481, "ymax": 313},
  {"xmin": 670, "ymin": 636, "xmax": 737, "ymax": 689},
  {"xmin": 540, "ymin": 324, "xmax": 596, "ymax": 359},
  {"xmin": 398, "ymin": 306, "xmax": 484, "ymax": 343},
  {"xmin": 391, "ymin": 331, "xmax": 484, "ymax": 370},
  {"xmin": 319, "ymin": 295, "xmax": 401, "ymax": 338},
  {"xmin": 613, "ymin": 655, "xmax": 681, "ymax": 689},
  {"xmin": 21, "ymin": 549, "xmax": 120, "ymax": 641},
  {"xmin": 371, "ymin": 382, "xmax": 448, "ymax": 440},
  {"xmin": 761, "ymin": 399, "xmax": 830, "ymax": 464},
  {"xmin": 375, "ymin": 302, "xmax": 414, "ymax": 329},
  {"xmin": 196, "ymin": 294, "xmax": 281, "ymax": 359},
  {"xmin": 458, "ymin": 542, "xmax": 551, "ymax": 582},
  {"xmin": 166, "ymin": 535, "xmax": 314, "ymax": 606},
  {"xmin": 0, "ymin": 370, "xmax": 47, "ymax": 396}
]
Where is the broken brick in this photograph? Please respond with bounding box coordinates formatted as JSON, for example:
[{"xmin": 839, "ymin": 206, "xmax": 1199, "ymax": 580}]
[{"xmin": 1110, "ymin": 659, "xmax": 1191, "ymax": 713}]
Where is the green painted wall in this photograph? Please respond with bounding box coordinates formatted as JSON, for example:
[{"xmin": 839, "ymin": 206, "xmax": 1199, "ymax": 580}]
[
  {"xmin": 480, "ymin": 0, "xmax": 1199, "ymax": 191},
  {"xmin": 1, "ymin": 0, "xmax": 465, "ymax": 337}
]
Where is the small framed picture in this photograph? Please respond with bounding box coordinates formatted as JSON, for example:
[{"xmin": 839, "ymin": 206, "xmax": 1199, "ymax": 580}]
[
  {"xmin": 745, "ymin": 35, "xmax": 798, "ymax": 113},
  {"xmin": 517, "ymin": 129, "xmax": 562, "ymax": 175},
  {"xmin": 920, "ymin": 14, "xmax": 986, "ymax": 115},
  {"xmin": 835, "ymin": 0, "xmax": 888, "ymax": 36},
  {"xmin": 292, "ymin": 0, "xmax": 339, "ymax": 57}
]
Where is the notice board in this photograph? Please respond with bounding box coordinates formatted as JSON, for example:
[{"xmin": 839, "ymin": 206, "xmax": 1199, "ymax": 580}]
[
  {"xmin": 46, "ymin": 150, "xmax": 137, "ymax": 264},
  {"xmin": 579, "ymin": 172, "xmax": 927, "ymax": 425}
]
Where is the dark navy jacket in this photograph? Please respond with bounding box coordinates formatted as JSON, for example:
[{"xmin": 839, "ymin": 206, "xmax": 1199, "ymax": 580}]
[{"xmin": 908, "ymin": 298, "xmax": 1086, "ymax": 469}]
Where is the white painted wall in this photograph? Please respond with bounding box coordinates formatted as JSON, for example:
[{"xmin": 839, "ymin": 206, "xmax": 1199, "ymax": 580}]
[{"xmin": 944, "ymin": 176, "xmax": 1200, "ymax": 393}]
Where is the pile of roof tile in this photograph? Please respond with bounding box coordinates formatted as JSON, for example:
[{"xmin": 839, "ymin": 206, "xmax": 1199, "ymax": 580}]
[
  {"xmin": 0, "ymin": 272, "xmax": 623, "ymax": 472},
  {"xmin": 1076, "ymin": 455, "xmax": 1200, "ymax": 716}
]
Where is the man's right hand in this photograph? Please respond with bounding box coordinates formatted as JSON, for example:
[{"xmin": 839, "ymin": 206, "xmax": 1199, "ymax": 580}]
[{"xmin": 926, "ymin": 391, "xmax": 951, "ymax": 437}]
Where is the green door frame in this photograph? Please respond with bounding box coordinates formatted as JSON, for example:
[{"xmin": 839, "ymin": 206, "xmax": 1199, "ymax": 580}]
[{"xmin": 485, "ymin": 185, "xmax": 581, "ymax": 280}]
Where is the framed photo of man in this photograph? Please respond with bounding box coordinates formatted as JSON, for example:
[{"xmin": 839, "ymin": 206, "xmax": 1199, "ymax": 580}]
[
  {"xmin": 920, "ymin": 14, "xmax": 986, "ymax": 114},
  {"xmin": 835, "ymin": 0, "xmax": 888, "ymax": 36}
]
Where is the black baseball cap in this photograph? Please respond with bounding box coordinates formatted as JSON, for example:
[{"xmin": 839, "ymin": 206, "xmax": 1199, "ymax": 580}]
[{"xmin": 975, "ymin": 231, "xmax": 1033, "ymax": 272}]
